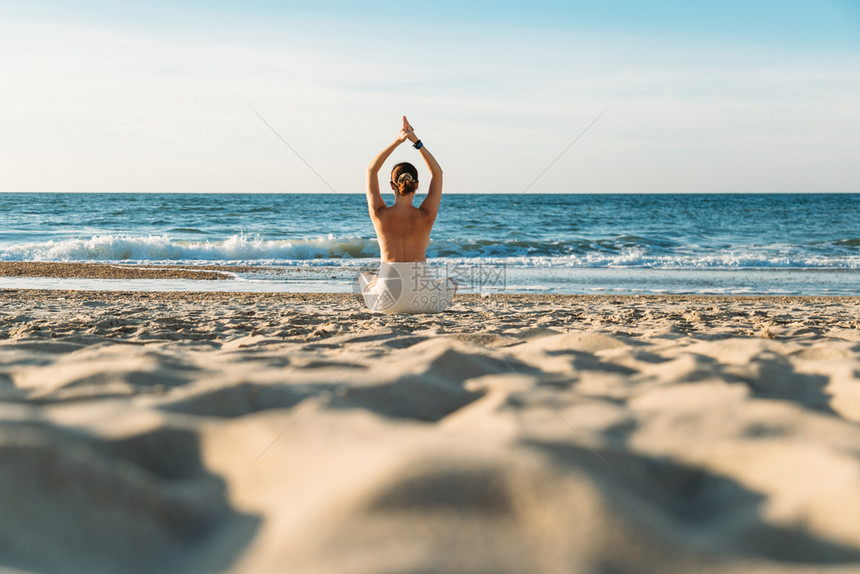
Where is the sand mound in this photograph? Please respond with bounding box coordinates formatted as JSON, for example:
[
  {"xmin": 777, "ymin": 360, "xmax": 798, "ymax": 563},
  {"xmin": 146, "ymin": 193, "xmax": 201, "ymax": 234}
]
[{"xmin": 1, "ymin": 291, "xmax": 860, "ymax": 573}]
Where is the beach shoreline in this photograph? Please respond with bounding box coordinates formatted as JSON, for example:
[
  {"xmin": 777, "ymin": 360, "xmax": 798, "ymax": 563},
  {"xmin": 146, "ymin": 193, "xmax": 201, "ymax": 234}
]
[
  {"xmin": 2, "ymin": 288, "xmax": 860, "ymax": 572},
  {"xmin": 4, "ymin": 261, "xmax": 860, "ymax": 297}
]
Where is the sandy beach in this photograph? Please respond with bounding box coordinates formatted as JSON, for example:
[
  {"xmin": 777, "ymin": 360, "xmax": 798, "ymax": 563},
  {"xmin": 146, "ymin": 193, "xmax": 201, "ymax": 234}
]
[
  {"xmin": 0, "ymin": 262, "xmax": 263, "ymax": 280},
  {"xmin": 2, "ymin": 271, "xmax": 860, "ymax": 572}
]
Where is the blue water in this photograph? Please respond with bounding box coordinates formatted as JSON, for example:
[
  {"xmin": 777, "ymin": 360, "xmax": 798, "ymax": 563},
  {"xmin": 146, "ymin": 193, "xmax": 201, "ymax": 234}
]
[{"xmin": 1, "ymin": 193, "xmax": 858, "ymax": 295}]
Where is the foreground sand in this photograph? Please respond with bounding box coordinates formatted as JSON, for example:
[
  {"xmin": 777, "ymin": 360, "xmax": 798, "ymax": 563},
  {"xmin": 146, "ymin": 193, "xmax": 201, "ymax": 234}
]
[{"xmin": 2, "ymin": 289, "xmax": 860, "ymax": 574}]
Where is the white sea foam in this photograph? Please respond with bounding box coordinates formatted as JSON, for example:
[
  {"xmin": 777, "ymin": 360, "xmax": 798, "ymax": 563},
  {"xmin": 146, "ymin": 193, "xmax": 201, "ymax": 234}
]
[
  {"xmin": 1, "ymin": 233, "xmax": 859, "ymax": 269},
  {"xmin": 0, "ymin": 234, "xmax": 379, "ymax": 263}
]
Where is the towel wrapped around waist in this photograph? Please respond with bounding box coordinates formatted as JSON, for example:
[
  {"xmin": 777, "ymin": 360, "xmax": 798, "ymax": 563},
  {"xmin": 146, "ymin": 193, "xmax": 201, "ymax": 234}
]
[{"xmin": 359, "ymin": 262, "xmax": 456, "ymax": 314}]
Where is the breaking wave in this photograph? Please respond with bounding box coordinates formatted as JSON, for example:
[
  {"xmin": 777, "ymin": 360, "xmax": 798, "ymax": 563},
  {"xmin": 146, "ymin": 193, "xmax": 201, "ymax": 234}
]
[{"xmin": 1, "ymin": 233, "xmax": 859, "ymax": 269}]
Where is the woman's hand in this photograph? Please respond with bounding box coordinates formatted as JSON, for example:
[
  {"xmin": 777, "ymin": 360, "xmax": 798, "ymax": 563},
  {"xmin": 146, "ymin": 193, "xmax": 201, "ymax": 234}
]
[{"xmin": 399, "ymin": 115, "xmax": 418, "ymax": 143}]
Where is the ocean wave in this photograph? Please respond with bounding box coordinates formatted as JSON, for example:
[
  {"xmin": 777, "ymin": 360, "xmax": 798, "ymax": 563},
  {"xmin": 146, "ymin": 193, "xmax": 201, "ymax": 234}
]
[
  {"xmin": 835, "ymin": 238, "xmax": 860, "ymax": 247},
  {"xmin": 0, "ymin": 233, "xmax": 859, "ymax": 269},
  {"xmin": 167, "ymin": 228, "xmax": 210, "ymax": 235},
  {"xmin": 0, "ymin": 234, "xmax": 379, "ymax": 262},
  {"xmin": 436, "ymin": 252, "xmax": 860, "ymax": 269}
]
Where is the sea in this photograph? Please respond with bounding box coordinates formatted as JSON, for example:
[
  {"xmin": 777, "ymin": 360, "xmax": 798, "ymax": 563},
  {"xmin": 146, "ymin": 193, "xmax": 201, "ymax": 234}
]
[{"xmin": 0, "ymin": 193, "xmax": 858, "ymax": 296}]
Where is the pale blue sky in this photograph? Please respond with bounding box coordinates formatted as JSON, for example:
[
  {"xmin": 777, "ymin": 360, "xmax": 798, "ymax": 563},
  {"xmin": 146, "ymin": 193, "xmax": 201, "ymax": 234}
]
[{"xmin": 1, "ymin": 0, "xmax": 858, "ymax": 193}]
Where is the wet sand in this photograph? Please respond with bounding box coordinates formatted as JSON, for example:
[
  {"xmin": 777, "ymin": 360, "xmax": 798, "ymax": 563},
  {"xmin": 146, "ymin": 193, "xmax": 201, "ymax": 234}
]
[{"xmin": 0, "ymin": 261, "xmax": 266, "ymax": 280}]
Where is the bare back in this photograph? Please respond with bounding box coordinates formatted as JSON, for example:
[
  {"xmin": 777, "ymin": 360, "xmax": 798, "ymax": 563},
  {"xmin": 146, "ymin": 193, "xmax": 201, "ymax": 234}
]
[{"xmin": 370, "ymin": 204, "xmax": 433, "ymax": 262}]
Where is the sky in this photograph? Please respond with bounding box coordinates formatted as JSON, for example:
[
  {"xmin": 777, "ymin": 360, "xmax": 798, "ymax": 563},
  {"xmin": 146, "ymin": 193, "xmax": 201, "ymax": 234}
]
[{"xmin": 1, "ymin": 0, "xmax": 858, "ymax": 194}]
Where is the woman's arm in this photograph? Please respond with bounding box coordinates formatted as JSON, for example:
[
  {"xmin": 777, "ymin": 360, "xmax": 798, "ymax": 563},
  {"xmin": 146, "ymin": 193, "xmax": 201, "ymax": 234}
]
[
  {"xmin": 366, "ymin": 127, "xmax": 409, "ymax": 216},
  {"xmin": 401, "ymin": 117, "xmax": 443, "ymax": 219}
]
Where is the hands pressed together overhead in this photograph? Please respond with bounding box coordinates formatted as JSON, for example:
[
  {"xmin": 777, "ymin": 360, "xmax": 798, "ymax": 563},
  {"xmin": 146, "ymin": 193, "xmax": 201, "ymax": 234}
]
[{"xmin": 398, "ymin": 116, "xmax": 418, "ymax": 144}]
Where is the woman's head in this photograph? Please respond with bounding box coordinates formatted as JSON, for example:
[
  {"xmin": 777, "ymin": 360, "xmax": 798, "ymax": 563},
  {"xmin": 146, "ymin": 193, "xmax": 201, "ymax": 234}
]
[{"xmin": 391, "ymin": 162, "xmax": 419, "ymax": 196}]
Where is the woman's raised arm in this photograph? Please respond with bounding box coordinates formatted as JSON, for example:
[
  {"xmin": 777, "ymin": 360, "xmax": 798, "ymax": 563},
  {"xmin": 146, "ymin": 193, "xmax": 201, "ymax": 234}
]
[
  {"xmin": 400, "ymin": 117, "xmax": 443, "ymax": 220},
  {"xmin": 366, "ymin": 123, "xmax": 410, "ymax": 216}
]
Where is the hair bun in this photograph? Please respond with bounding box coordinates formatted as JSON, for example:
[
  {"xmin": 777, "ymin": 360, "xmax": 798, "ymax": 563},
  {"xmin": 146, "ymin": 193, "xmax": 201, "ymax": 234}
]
[{"xmin": 391, "ymin": 162, "xmax": 418, "ymax": 195}]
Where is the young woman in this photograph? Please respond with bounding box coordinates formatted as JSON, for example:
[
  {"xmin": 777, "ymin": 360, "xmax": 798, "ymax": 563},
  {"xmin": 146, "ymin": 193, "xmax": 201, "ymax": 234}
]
[{"xmin": 359, "ymin": 116, "xmax": 457, "ymax": 313}]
